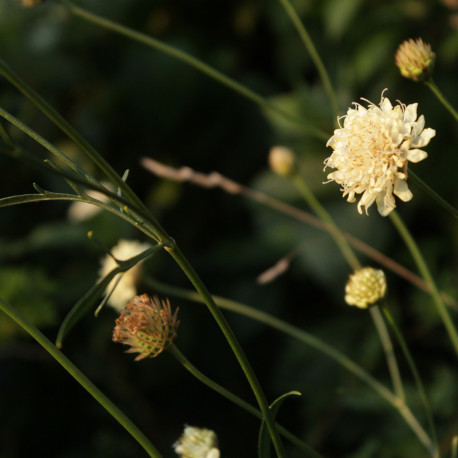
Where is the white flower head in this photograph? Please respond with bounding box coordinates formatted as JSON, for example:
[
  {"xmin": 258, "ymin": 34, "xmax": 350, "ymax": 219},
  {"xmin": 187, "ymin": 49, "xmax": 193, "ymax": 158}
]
[
  {"xmin": 324, "ymin": 90, "xmax": 435, "ymax": 216},
  {"xmin": 99, "ymin": 239, "xmax": 151, "ymax": 311},
  {"xmin": 173, "ymin": 426, "xmax": 220, "ymax": 458}
]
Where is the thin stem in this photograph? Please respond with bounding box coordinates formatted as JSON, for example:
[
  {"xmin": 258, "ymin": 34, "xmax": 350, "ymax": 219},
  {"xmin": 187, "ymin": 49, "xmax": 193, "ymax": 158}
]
[
  {"xmin": 146, "ymin": 277, "xmax": 435, "ymax": 454},
  {"xmin": 168, "ymin": 345, "xmax": 323, "ymax": 458},
  {"xmin": 141, "ymin": 158, "xmax": 458, "ymax": 309},
  {"xmin": 409, "ymin": 171, "xmax": 458, "ymax": 219},
  {"xmin": 0, "ymin": 62, "xmax": 284, "ymax": 453},
  {"xmin": 56, "ymin": 0, "xmax": 328, "ymax": 141},
  {"xmin": 382, "ymin": 306, "xmax": 440, "ymax": 458},
  {"xmin": 0, "ymin": 58, "xmax": 166, "ymax": 242},
  {"xmin": 424, "ymin": 79, "xmax": 458, "ymax": 123},
  {"xmin": 291, "ymin": 173, "xmax": 405, "ymax": 398},
  {"xmin": 369, "ymin": 306, "xmax": 405, "ymax": 401},
  {"xmin": 164, "ymin": 244, "xmax": 286, "ymax": 457},
  {"xmin": 276, "ymin": 0, "xmax": 339, "ymax": 120},
  {"xmin": 0, "ymin": 298, "xmax": 162, "ymax": 458},
  {"xmin": 389, "ymin": 210, "xmax": 458, "ymax": 358},
  {"xmin": 291, "ymin": 173, "xmax": 360, "ymax": 271}
]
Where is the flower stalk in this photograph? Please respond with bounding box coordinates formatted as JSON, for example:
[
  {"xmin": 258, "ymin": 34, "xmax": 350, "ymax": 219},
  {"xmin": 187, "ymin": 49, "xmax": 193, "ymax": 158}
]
[
  {"xmin": 389, "ymin": 210, "xmax": 458, "ymax": 358},
  {"xmin": 0, "ymin": 298, "xmax": 163, "ymax": 458},
  {"xmin": 165, "ymin": 242, "xmax": 287, "ymax": 457}
]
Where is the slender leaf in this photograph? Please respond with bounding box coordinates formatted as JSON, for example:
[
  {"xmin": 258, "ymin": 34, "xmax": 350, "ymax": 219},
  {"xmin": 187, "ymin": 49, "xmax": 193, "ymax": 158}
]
[
  {"xmin": 258, "ymin": 391, "xmax": 301, "ymax": 458},
  {"xmin": 56, "ymin": 268, "xmax": 120, "ymax": 348}
]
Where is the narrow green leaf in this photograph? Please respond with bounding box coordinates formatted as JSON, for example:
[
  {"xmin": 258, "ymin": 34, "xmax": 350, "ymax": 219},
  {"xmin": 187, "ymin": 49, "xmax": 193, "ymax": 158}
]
[
  {"xmin": 56, "ymin": 243, "xmax": 166, "ymax": 348},
  {"xmin": 56, "ymin": 268, "xmax": 120, "ymax": 349},
  {"xmin": 0, "ymin": 193, "xmax": 78, "ymax": 208},
  {"xmin": 258, "ymin": 391, "xmax": 301, "ymax": 458}
]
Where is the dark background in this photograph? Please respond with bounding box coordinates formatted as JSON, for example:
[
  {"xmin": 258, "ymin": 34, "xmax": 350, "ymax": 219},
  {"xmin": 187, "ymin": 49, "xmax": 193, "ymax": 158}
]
[{"xmin": 0, "ymin": 0, "xmax": 457, "ymax": 456}]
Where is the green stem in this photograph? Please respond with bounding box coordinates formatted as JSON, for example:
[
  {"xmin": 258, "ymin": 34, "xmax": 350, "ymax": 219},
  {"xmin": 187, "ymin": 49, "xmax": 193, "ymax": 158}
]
[
  {"xmin": 276, "ymin": 0, "xmax": 339, "ymax": 120},
  {"xmin": 382, "ymin": 306, "xmax": 439, "ymax": 458},
  {"xmin": 291, "ymin": 172, "xmax": 407, "ymax": 405},
  {"xmin": 369, "ymin": 306, "xmax": 405, "ymax": 401},
  {"xmin": 56, "ymin": 0, "xmax": 328, "ymax": 141},
  {"xmin": 0, "ymin": 58, "xmax": 165, "ymax": 242},
  {"xmin": 409, "ymin": 171, "xmax": 458, "ymax": 219},
  {"xmin": 291, "ymin": 173, "xmax": 360, "ymax": 271},
  {"xmin": 164, "ymin": 244, "xmax": 286, "ymax": 457},
  {"xmin": 146, "ymin": 277, "xmax": 435, "ymax": 454},
  {"xmin": 0, "ymin": 298, "xmax": 162, "ymax": 458},
  {"xmin": 168, "ymin": 345, "xmax": 323, "ymax": 458},
  {"xmin": 424, "ymin": 79, "xmax": 458, "ymax": 123},
  {"xmin": 389, "ymin": 210, "xmax": 458, "ymax": 358},
  {"xmin": 0, "ymin": 63, "xmax": 284, "ymax": 454}
]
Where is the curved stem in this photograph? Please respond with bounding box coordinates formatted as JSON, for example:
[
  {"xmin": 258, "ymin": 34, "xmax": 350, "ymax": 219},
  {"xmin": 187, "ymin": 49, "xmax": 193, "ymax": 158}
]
[
  {"xmin": 0, "ymin": 298, "xmax": 162, "ymax": 458},
  {"xmin": 389, "ymin": 210, "xmax": 458, "ymax": 358},
  {"xmin": 276, "ymin": 0, "xmax": 339, "ymax": 120},
  {"xmin": 370, "ymin": 306, "xmax": 405, "ymax": 401},
  {"xmin": 168, "ymin": 345, "xmax": 323, "ymax": 458},
  {"xmin": 292, "ymin": 173, "xmax": 360, "ymax": 270},
  {"xmin": 164, "ymin": 244, "xmax": 286, "ymax": 457},
  {"xmin": 382, "ymin": 306, "xmax": 439, "ymax": 457},
  {"xmin": 146, "ymin": 277, "xmax": 435, "ymax": 454},
  {"xmin": 0, "ymin": 58, "xmax": 166, "ymax": 241},
  {"xmin": 424, "ymin": 79, "xmax": 458, "ymax": 123},
  {"xmin": 0, "ymin": 65, "xmax": 285, "ymax": 453},
  {"xmin": 56, "ymin": 0, "xmax": 328, "ymax": 141},
  {"xmin": 291, "ymin": 173, "xmax": 404, "ymax": 398}
]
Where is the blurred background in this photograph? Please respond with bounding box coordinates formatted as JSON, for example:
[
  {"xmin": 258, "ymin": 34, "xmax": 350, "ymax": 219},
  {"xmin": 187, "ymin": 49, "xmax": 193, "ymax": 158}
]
[{"xmin": 0, "ymin": 0, "xmax": 457, "ymax": 456}]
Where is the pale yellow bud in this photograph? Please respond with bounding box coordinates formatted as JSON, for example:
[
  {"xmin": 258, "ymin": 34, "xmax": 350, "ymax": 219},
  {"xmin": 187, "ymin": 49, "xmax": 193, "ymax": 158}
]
[
  {"xmin": 395, "ymin": 38, "xmax": 435, "ymax": 82},
  {"xmin": 345, "ymin": 267, "xmax": 386, "ymax": 309},
  {"xmin": 268, "ymin": 146, "xmax": 296, "ymax": 177}
]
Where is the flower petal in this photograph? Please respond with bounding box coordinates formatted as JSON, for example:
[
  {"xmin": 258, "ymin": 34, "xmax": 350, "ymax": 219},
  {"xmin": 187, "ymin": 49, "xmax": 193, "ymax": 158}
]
[
  {"xmin": 412, "ymin": 127, "xmax": 436, "ymax": 148},
  {"xmin": 393, "ymin": 178, "xmax": 413, "ymax": 202},
  {"xmin": 376, "ymin": 191, "xmax": 396, "ymax": 216},
  {"xmin": 404, "ymin": 103, "xmax": 418, "ymax": 123},
  {"xmin": 407, "ymin": 149, "xmax": 428, "ymax": 163}
]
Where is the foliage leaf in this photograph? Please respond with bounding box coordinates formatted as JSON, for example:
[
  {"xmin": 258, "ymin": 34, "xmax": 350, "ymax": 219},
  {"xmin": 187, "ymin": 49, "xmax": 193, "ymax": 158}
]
[
  {"xmin": 257, "ymin": 390, "xmax": 301, "ymax": 458},
  {"xmin": 55, "ymin": 267, "xmax": 120, "ymax": 349}
]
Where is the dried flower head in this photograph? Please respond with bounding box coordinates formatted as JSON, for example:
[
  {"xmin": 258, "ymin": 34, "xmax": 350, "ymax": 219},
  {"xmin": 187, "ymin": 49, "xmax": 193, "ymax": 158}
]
[
  {"xmin": 173, "ymin": 426, "xmax": 220, "ymax": 458},
  {"xmin": 345, "ymin": 267, "xmax": 387, "ymax": 309},
  {"xmin": 395, "ymin": 38, "xmax": 435, "ymax": 82},
  {"xmin": 324, "ymin": 90, "xmax": 435, "ymax": 216},
  {"xmin": 99, "ymin": 239, "xmax": 151, "ymax": 311},
  {"xmin": 113, "ymin": 294, "xmax": 179, "ymax": 360},
  {"xmin": 268, "ymin": 146, "xmax": 297, "ymax": 177}
]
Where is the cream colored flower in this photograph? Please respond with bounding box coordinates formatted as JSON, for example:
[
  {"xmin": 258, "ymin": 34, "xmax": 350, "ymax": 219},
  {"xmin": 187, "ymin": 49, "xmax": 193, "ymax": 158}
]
[
  {"xmin": 345, "ymin": 267, "xmax": 387, "ymax": 309},
  {"xmin": 99, "ymin": 239, "xmax": 151, "ymax": 311},
  {"xmin": 113, "ymin": 294, "xmax": 179, "ymax": 360},
  {"xmin": 174, "ymin": 426, "xmax": 220, "ymax": 458},
  {"xmin": 324, "ymin": 91, "xmax": 435, "ymax": 216}
]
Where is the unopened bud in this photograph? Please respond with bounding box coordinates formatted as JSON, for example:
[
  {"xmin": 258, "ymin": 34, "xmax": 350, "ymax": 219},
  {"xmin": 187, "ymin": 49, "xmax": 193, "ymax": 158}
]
[
  {"xmin": 345, "ymin": 267, "xmax": 386, "ymax": 309},
  {"xmin": 268, "ymin": 146, "xmax": 296, "ymax": 177},
  {"xmin": 395, "ymin": 38, "xmax": 435, "ymax": 82}
]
